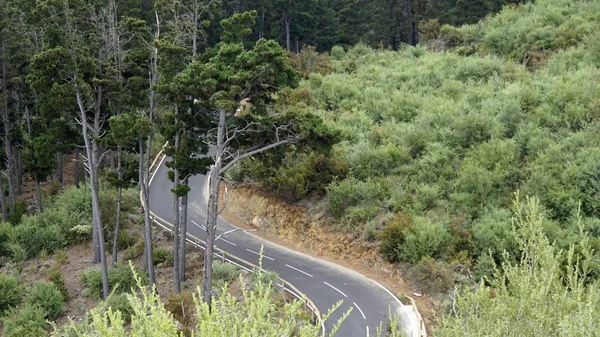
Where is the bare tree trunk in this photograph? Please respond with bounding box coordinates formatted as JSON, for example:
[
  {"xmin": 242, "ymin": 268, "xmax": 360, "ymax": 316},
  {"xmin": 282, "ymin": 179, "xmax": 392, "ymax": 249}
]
[
  {"xmin": 202, "ymin": 108, "xmax": 225, "ymax": 305},
  {"xmin": 192, "ymin": 0, "xmax": 198, "ymax": 59},
  {"xmin": 178, "ymin": 180, "xmax": 188, "ymax": 282},
  {"xmin": 15, "ymin": 148, "xmax": 22, "ymax": 196},
  {"xmin": 140, "ymin": 136, "xmax": 155, "ymax": 287},
  {"xmin": 283, "ymin": 11, "xmax": 291, "ymax": 52},
  {"xmin": 56, "ymin": 152, "xmax": 63, "ymax": 184},
  {"xmin": 74, "ymin": 148, "xmax": 80, "ymax": 187},
  {"xmin": 172, "ymin": 128, "xmax": 181, "ymax": 293},
  {"xmin": 1, "ymin": 43, "xmax": 15, "ymax": 213},
  {"xmin": 77, "ymin": 90, "xmax": 110, "ymax": 298},
  {"xmin": 0, "ymin": 173, "xmax": 7, "ymax": 221},
  {"xmin": 34, "ymin": 176, "xmax": 43, "ymax": 212},
  {"xmin": 112, "ymin": 147, "xmax": 122, "ymax": 267}
]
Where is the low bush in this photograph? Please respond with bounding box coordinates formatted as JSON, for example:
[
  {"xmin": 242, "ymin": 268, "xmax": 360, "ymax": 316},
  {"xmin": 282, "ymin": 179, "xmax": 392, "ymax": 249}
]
[
  {"xmin": 165, "ymin": 291, "xmax": 195, "ymax": 333},
  {"xmin": 81, "ymin": 263, "xmax": 147, "ymax": 299},
  {"xmin": 412, "ymin": 256, "xmax": 455, "ymax": 294},
  {"xmin": 379, "ymin": 214, "xmax": 414, "ymax": 263},
  {"xmin": 102, "ymin": 293, "xmax": 133, "ymax": 323},
  {"xmin": 46, "ymin": 265, "xmax": 69, "ymax": 301},
  {"xmin": 327, "ymin": 177, "xmax": 389, "ymax": 219},
  {"xmin": 116, "ymin": 230, "xmax": 138, "ymax": 251},
  {"xmin": 212, "ymin": 261, "xmax": 239, "ymax": 284},
  {"xmin": 0, "ymin": 273, "xmax": 21, "ymax": 315},
  {"xmin": 54, "ymin": 249, "xmax": 68, "ymax": 265},
  {"xmin": 0, "ymin": 221, "xmax": 12, "ymax": 257},
  {"xmin": 1, "ymin": 303, "xmax": 48, "ymax": 337},
  {"xmin": 122, "ymin": 239, "xmax": 144, "ymax": 261},
  {"xmin": 25, "ymin": 281, "xmax": 64, "ymax": 320},
  {"xmin": 153, "ymin": 247, "xmax": 173, "ymax": 266},
  {"xmin": 401, "ymin": 217, "xmax": 451, "ymax": 263}
]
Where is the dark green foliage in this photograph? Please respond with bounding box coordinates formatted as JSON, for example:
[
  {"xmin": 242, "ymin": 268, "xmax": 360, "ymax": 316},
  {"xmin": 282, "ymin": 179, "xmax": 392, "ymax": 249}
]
[
  {"xmin": 165, "ymin": 291, "xmax": 195, "ymax": 333},
  {"xmin": 81, "ymin": 264, "xmax": 147, "ymax": 299},
  {"xmin": 25, "ymin": 282, "xmax": 64, "ymax": 320},
  {"xmin": 1, "ymin": 303, "xmax": 48, "ymax": 337},
  {"xmin": 46, "ymin": 265, "xmax": 70, "ymax": 301},
  {"xmin": 0, "ymin": 273, "xmax": 21, "ymax": 315},
  {"xmin": 379, "ymin": 214, "xmax": 414, "ymax": 263},
  {"xmin": 212, "ymin": 261, "xmax": 239, "ymax": 284},
  {"xmin": 327, "ymin": 178, "xmax": 389, "ymax": 221},
  {"xmin": 412, "ymin": 257, "xmax": 455, "ymax": 294},
  {"xmin": 102, "ymin": 293, "xmax": 133, "ymax": 323},
  {"xmin": 153, "ymin": 248, "xmax": 173, "ymax": 266}
]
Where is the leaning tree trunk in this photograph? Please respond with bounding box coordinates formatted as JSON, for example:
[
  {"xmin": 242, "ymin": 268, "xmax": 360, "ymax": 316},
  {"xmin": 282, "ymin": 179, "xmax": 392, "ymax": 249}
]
[
  {"xmin": 34, "ymin": 176, "xmax": 43, "ymax": 212},
  {"xmin": 202, "ymin": 109, "xmax": 226, "ymax": 305},
  {"xmin": 77, "ymin": 90, "xmax": 109, "ymax": 299},
  {"xmin": 112, "ymin": 147, "xmax": 122, "ymax": 267},
  {"xmin": 178, "ymin": 179, "xmax": 188, "ymax": 282},
  {"xmin": 140, "ymin": 136, "xmax": 155, "ymax": 287}
]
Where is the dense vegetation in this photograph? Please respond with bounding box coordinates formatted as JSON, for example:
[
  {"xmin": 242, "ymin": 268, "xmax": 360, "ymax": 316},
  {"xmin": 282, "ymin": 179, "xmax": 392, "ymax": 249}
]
[{"xmin": 237, "ymin": 0, "xmax": 600, "ymax": 299}]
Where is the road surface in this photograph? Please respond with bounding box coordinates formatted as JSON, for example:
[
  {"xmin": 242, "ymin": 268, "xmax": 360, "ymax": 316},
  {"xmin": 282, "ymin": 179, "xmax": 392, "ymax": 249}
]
[{"xmin": 149, "ymin": 156, "xmax": 415, "ymax": 337}]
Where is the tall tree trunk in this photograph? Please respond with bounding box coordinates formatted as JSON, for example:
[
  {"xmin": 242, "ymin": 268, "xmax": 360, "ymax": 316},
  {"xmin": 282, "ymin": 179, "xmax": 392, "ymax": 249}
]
[
  {"xmin": 56, "ymin": 152, "xmax": 63, "ymax": 184},
  {"xmin": 34, "ymin": 176, "xmax": 43, "ymax": 212},
  {"xmin": 1, "ymin": 42, "xmax": 15, "ymax": 213},
  {"xmin": 202, "ymin": 108, "xmax": 225, "ymax": 305},
  {"xmin": 15, "ymin": 148, "xmax": 22, "ymax": 196},
  {"xmin": 192, "ymin": 0, "xmax": 198, "ymax": 59},
  {"xmin": 76, "ymin": 90, "xmax": 109, "ymax": 298},
  {"xmin": 140, "ymin": 136, "xmax": 155, "ymax": 287},
  {"xmin": 112, "ymin": 147, "xmax": 122, "ymax": 267},
  {"xmin": 410, "ymin": 1, "xmax": 418, "ymax": 46},
  {"xmin": 282, "ymin": 11, "xmax": 291, "ymax": 52},
  {"xmin": 0, "ymin": 173, "xmax": 6, "ymax": 221},
  {"xmin": 74, "ymin": 148, "xmax": 80, "ymax": 187},
  {"xmin": 178, "ymin": 180, "xmax": 188, "ymax": 282},
  {"xmin": 172, "ymin": 128, "xmax": 181, "ymax": 293}
]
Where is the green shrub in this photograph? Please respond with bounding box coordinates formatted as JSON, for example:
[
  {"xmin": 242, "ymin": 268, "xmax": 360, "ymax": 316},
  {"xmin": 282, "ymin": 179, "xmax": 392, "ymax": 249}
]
[
  {"xmin": 9, "ymin": 215, "xmax": 68, "ymax": 258},
  {"xmin": 401, "ymin": 217, "xmax": 450, "ymax": 263},
  {"xmin": 0, "ymin": 221, "xmax": 12, "ymax": 257},
  {"xmin": 102, "ymin": 293, "xmax": 133, "ymax": 323},
  {"xmin": 212, "ymin": 261, "xmax": 239, "ymax": 284},
  {"xmin": 330, "ymin": 45, "xmax": 345, "ymax": 60},
  {"xmin": 379, "ymin": 214, "xmax": 414, "ymax": 263},
  {"xmin": 116, "ymin": 230, "xmax": 138, "ymax": 251},
  {"xmin": 8, "ymin": 242, "xmax": 27, "ymax": 263},
  {"xmin": 165, "ymin": 291, "xmax": 195, "ymax": 333},
  {"xmin": 122, "ymin": 239, "xmax": 145, "ymax": 260},
  {"xmin": 46, "ymin": 265, "xmax": 69, "ymax": 301},
  {"xmin": 25, "ymin": 281, "xmax": 64, "ymax": 320},
  {"xmin": 327, "ymin": 177, "xmax": 389, "ymax": 219},
  {"xmin": 0, "ymin": 273, "xmax": 21, "ymax": 315},
  {"xmin": 412, "ymin": 256, "xmax": 455, "ymax": 294},
  {"xmin": 54, "ymin": 249, "xmax": 68, "ymax": 265},
  {"xmin": 81, "ymin": 263, "xmax": 147, "ymax": 299},
  {"xmin": 153, "ymin": 247, "xmax": 173, "ymax": 266},
  {"xmin": 1, "ymin": 303, "xmax": 47, "ymax": 337},
  {"xmin": 471, "ymin": 208, "xmax": 519, "ymax": 263},
  {"xmin": 7, "ymin": 201, "xmax": 27, "ymax": 225}
]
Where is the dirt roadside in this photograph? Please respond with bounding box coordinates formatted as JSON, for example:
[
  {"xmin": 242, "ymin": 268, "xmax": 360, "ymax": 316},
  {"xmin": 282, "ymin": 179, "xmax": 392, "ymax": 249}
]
[{"xmin": 218, "ymin": 183, "xmax": 436, "ymax": 332}]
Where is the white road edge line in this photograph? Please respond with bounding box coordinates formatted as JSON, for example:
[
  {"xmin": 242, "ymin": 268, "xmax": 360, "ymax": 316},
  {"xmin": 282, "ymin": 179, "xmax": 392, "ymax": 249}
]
[
  {"xmin": 149, "ymin": 155, "xmax": 166, "ymax": 185},
  {"xmin": 353, "ymin": 302, "xmax": 366, "ymax": 320},
  {"xmin": 366, "ymin": 326, "xmax": 370, "ymax": 337},
  {"xmin": 285, "ymin": 264, "xmax": 314, "ymax": 278},
  {"xmin": 220, "ymin": 238, "xmax": 238, "ymax": 246},
  {"xmin": 246, "ymin": 248, "xmax": 274, "ymax": 260},
  {"xmin": 191, "ymin": 219, "xmax": 206, "ymax": 231},
  {"xmin": 323, "ymin": 281, "xmax": 348, "ymax": 298}
]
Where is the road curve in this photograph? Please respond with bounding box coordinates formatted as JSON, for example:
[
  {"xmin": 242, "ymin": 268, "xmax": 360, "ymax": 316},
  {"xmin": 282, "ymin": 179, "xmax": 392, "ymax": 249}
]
[{"xmin": 149, "ymin": 156, "xmax": 415, "ymax": 337}]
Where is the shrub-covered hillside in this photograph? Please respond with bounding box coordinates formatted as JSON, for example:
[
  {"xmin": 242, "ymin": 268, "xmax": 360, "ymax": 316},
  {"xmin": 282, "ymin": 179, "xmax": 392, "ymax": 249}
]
[{"xmin": 238, "ymin": 0, "xmax": 600, "ymax": 285}]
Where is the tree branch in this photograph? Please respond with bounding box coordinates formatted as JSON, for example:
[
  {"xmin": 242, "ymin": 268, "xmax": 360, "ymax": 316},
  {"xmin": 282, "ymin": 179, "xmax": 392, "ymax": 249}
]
[{"xmin": 219, "ymin": 137, "xmax": 300, "ymax": 175}]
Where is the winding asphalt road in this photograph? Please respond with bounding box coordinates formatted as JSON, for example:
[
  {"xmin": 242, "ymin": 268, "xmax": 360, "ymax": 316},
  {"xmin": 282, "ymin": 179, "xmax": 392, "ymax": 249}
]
[{"xmin": 149, "ymin": 156, "xmax": 417, "ymax": 337}]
